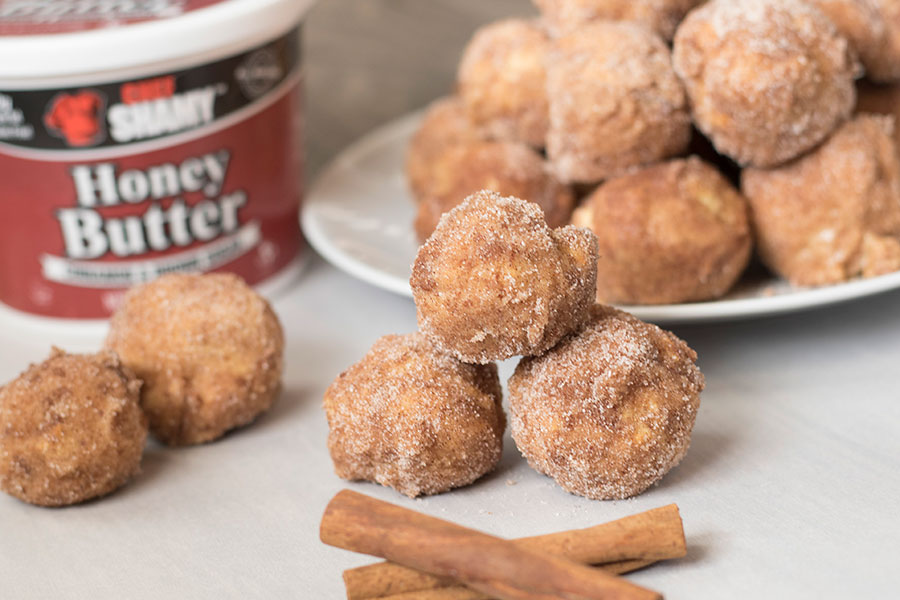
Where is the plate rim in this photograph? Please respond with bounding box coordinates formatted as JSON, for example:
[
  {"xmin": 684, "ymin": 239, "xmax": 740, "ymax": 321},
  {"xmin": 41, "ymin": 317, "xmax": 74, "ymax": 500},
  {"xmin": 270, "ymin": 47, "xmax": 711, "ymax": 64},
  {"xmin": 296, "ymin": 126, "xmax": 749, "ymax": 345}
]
[
  {"xmin": 302, "ymin": 111, "xmax": 424, "ymax": 298},
  {"xmin": 302, "ymin": 110, "xmax": 900, "ymax": 324}
]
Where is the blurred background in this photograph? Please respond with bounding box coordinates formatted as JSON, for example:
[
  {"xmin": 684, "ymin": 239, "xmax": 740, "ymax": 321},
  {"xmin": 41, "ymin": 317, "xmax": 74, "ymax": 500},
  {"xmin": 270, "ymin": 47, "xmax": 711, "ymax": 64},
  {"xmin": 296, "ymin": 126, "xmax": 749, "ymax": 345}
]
[{"xmin": 305, "ymin": 0, "xmax": 535, "ymax": 178}]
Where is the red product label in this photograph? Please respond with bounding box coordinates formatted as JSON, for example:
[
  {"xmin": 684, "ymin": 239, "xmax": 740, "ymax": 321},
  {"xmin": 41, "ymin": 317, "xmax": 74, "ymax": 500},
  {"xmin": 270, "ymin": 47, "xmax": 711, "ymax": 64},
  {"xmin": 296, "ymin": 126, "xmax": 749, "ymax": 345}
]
[
  {"xmin": 0, "ymin": 29, "xmax": 303, "ymax": 318},
  {"xmin": 0, "ymin": 0, "xmax": 224, "ymax": 35}
]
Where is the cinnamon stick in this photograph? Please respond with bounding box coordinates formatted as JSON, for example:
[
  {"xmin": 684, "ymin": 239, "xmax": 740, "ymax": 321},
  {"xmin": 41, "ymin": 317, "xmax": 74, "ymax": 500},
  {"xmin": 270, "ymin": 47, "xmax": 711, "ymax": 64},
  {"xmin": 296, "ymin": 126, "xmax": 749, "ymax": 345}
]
[
  {"xmin": 320, "ymin": 490, "xmax": 662, "ymax": 600},
  {"xmin": 350, "ymin": 560, "xmax": 657, "ymax": 600},
  {"xmin": 343, "ymin": 505, "xmax": 683, "ymax": 600}
]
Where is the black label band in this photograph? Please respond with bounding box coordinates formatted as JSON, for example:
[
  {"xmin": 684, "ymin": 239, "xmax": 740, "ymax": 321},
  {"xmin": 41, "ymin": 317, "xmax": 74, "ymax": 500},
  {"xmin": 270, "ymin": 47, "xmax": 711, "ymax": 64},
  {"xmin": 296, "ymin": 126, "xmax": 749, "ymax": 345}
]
[{"xmin": 0, "ymin": 26, "xmax": 300, "ymax": 151}]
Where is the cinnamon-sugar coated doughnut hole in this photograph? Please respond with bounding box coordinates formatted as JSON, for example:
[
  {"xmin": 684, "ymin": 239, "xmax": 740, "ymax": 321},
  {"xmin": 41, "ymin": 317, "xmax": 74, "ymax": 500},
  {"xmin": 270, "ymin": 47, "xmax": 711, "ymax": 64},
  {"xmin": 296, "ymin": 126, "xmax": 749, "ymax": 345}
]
[
  {"xmin": 106, "ymin": 273, "xmax": 284, "ymax": 446},
  {"xmin": 742, "ymin": 115, "xmax": 900, "ymax": 287},
  {"xmin": 576, "ymin": 157, "xmax": 752, "ymax": 305},
  {"xmin": 411, "ymin": 191, "xmax": 598, "ymax": 364},
  {"xmin": 546, "ymin": 21, "xmax": 691, "ymax": 183},
  {"xmin": 457, "ymin": 19, "xmax": 550, "ymax": 148},
  {"xmin": 406, "ymin": 97, "xmax": 482, "ymax": 202},
  {"xmin": 673, "ymin": 0, "xmax": 858, "ymax": 168},
  {"xmin": 412, "ymin": 140, "xmax": 574, "ymax": 241},
  {"xmin": 509, "ymin": 305, "xmax": 704, "ymax": 500},
  {"xmin": 324, "ymin": 333, "xmax": 505, "ymax": 498},
  {"xmin": 534, "ymin": 0, "xmax": 704, "ymax": 40},
  {"xmin": 0, "ymin": 349, "xmax": 146, "ymax": 507}
]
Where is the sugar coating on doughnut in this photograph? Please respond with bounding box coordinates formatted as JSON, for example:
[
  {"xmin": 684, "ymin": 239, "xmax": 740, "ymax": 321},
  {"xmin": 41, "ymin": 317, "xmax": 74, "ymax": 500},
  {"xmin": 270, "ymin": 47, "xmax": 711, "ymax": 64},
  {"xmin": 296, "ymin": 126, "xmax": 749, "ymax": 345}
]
[
  {"xmin": 546, "ymin": 21, "xmax": 691, "ymax": 183},
  {"xmin": 534, "ymin": 0, "xmax": 704, "ymax": 40},
  {"xmin": 0, "ymin": 349, "xmax": 146, "ymax": 507},
  {"xmin": 581, "ymin": 157, "xmax": 752, "ymax": 305},
  {"xmin": 406, "ymin": 97, "xmax": 482, "ymax": 201},
  {"xmin": 106, "ymin": 273, "xmax": 284, "ymax": 446},
  {"xmin": 324, "ymin": 333, "xmax": 505, "ymax": 498},
  {"xmin": 742, "ymin": 115, "xmax": 900, "ymax": 286},
  {"xmin": 458, "ymin": 18, "xmax": 550, "ymax": 148},
  {"xmin": 509, "ymin": 305, "xmax": 704, "ymax": 500},
  {"xmin": 413, "ymin": 140, "xmax": 574, "ymax": 241},
  {"xmin": 411, "ymin": 190, "xmax": 598, "ymax": 364},
  {"xmin": 673, "ymin": 0, "xmax": 859, "ymax": 168}
]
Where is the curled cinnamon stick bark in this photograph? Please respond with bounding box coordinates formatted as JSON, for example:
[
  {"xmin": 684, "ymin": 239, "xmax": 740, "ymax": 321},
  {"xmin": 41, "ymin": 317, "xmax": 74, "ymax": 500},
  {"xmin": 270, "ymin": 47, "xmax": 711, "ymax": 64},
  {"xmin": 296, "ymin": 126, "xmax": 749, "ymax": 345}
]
[
  {"xmin": 320, "ymin": 490, "xmax": 661, "ymax": 600},
  {"xmin": 343, "ymin": 504, "xmax": 684, "ymax": 600}
]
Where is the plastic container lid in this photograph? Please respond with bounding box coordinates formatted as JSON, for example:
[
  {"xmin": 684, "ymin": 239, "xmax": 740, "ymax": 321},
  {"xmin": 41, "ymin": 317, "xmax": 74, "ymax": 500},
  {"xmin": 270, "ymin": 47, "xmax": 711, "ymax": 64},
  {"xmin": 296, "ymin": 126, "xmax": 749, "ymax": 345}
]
[{"xmin": 0, "ymin": 0, "xmax": 315, "ymax": 86}]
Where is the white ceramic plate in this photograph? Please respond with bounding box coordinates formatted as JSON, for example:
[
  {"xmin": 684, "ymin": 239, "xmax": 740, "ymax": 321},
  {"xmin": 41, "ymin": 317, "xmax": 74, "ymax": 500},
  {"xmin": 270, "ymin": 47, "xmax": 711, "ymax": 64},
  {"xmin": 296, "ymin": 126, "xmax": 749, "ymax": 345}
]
[{"xmin": 302, "ymin": 111, "xmax": 900, "ymax": 324}]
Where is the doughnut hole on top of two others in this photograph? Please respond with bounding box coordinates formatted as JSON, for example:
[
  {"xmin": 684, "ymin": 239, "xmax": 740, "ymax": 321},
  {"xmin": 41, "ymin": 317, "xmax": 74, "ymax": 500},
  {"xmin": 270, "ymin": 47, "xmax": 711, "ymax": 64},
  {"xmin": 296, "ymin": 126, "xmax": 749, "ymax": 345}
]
[{"xmin": 412, "ymin": 191, "xmax": 598, "ymax": 364}]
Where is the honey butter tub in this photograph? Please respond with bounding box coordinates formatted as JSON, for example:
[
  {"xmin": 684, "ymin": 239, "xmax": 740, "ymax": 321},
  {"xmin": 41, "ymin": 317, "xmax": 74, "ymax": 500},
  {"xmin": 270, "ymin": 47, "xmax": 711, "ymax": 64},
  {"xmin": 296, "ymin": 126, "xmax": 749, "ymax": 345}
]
[{"xmin": 0, "ymin": 0, "xmax": 315, "ymax": 320}]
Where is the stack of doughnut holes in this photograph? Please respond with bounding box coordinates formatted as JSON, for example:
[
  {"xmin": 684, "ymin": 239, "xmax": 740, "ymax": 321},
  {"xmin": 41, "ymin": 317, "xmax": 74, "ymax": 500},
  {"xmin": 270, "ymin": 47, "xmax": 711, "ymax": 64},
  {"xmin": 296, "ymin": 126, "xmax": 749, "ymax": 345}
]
[
  {"xmin": 409, "ymin": 0, "xmax": 900, "ymax": 300},
  {"xmin": 0, "ymin": 273, "xmax": 284, "ymax": 507},
  {"xmin": 324, "ymin": 190, "xmax": 705, "ymax": 501}
]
